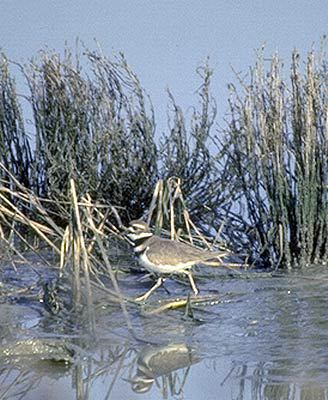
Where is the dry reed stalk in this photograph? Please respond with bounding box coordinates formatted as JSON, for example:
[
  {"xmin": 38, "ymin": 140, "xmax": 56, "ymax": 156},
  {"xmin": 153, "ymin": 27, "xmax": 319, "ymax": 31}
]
[
  {"xmin": 60, "ymin": 226, "xmax": 70, "ymax": 271},
  {"xmin": 83, "ymin": 195, "xmax": 136, "ymax": 336},
  {"xmin": 0, "ymin": 191, "xmax": 61, "ymax": 254},
  {"xmin": 147, "ymin": 179, "xmax": 164, "ymax": 228},
  {"xmin": 147, "ymin": 177, "xmax": 226, "ymax": 253},
  {"xmin": 69, "ymin": 179, "xmax": 95, "ymax": 334}
]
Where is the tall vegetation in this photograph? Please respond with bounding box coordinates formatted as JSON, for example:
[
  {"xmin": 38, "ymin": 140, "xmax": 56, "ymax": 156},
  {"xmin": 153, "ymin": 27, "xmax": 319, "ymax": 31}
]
[
  {"xmin": 222, "ymin": 46, "xmax": 328, "ymax": 268},
  {"xmin": 24, "ymin": 49, "xmax": 158, "ymax": 219},
  {"xmin": 0, "ymin": 55, "xmax": 31, "ymax": 188},
  {"xmin": 0, "ymin": 42, "xmax": 327, "ymax": 269},
  {"xmin": 2, "ymin": 48, "xmax": 222, "ymax": 226}
]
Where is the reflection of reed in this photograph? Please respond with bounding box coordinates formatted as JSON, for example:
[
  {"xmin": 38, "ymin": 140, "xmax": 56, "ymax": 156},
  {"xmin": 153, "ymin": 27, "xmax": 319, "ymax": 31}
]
[
  {"xmin": 0, "ymin": 359, "xmax": 71, "ymax": 400},
  {"xmin": 0, "ymin": 337, "xmax": 79, "ymax": 400},
  {"xmin": 222, "ymin": 363, "xmax": 328, "ymax": 400},
  {"xmin": 0, "ymin": 366, "xmax": 43, "ymax": 400}
]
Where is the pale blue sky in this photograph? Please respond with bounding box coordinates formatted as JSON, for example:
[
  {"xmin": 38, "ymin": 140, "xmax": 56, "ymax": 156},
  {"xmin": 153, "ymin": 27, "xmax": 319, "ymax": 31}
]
[{"xmin": 1, "ymin": 0, "xmax": 327, "ymax": 132}]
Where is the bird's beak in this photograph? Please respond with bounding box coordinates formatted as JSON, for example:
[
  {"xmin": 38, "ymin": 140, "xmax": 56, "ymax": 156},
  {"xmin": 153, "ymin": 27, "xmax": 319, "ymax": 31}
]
[
  {"xmin": 117, "ymin": 223, "xmax": 130, "ymax": 234},
  {"xmin": 119, "ymin": 225, "xmax": 136, "ymax": 244}
]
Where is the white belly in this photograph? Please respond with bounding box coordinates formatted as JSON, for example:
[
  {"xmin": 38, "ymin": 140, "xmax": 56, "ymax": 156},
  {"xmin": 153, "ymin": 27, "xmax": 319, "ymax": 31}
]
[{"xmin": 139, "ymin": 251, "xmax": 192, "ymax": 274}]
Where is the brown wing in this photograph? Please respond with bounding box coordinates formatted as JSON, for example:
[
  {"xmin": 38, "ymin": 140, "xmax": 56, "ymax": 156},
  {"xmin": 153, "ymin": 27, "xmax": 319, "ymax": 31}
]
[{"xmin": 146, "ymin": 237, "xmax": 226, "ymax": 265}]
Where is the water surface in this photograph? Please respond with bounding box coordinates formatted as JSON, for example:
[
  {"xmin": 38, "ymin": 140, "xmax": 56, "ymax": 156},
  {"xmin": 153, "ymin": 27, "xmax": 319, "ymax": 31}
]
[{"xmin": 1, "ymin": 261, "xmax": 328, "ymax": 400}]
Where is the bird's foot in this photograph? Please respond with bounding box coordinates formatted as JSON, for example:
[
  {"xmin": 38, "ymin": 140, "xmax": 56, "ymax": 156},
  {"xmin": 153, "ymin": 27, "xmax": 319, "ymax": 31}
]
[{"xmin": 134, "ymin": 293, "xmax": 149, "ymax": 302}]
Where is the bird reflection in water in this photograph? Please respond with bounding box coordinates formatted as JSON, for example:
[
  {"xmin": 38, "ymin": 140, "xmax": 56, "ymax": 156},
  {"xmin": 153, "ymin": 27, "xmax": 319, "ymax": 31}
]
[{"xmin": 128, "ymin": 343, "xmax": 200, "ymax": 396}]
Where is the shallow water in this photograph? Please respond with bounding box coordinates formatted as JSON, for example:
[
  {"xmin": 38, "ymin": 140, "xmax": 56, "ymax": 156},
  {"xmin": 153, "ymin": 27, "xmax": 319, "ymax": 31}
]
[{"xmin": 1, "ymin": 260, "xmax": 328, "ymax": 400}]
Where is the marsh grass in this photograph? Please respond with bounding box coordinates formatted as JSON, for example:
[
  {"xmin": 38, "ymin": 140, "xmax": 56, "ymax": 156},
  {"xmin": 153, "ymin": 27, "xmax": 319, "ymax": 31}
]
[
  {"xmin": 22, "ymin": 47, "xmax": 158, "ymax": 221},
  {"xmin": 7, "ymin": 47, "xmax": 226, "ymax": 227},
  {"xmin": 222, "ymin": 46, "xmax": 328, "ymax": 267},
  {"xmin": 0, "ymin": 54, "xmax": 31, "ymax": 189},
  {"xmin": 0, "ymin": 169, "xmax": 136, "ymax": 332}
]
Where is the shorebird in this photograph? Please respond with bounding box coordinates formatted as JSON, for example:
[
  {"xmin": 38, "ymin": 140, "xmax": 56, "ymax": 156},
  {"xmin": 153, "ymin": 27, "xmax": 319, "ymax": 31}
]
[{"xmin": 126, "ymin": 219, "xmax": 228, "ymax": 301}]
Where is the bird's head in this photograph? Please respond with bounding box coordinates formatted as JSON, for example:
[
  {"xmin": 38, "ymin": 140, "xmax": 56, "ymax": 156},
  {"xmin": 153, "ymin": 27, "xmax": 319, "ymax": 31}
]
[{"xmin": 126, "ymin": 219, "xmax": 153, "ymax": 242}]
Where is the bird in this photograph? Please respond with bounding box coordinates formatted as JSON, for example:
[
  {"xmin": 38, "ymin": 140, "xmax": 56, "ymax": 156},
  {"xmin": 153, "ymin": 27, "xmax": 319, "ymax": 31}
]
[{"xmin": 126, "ymin": 219, "xmax": 229, "ymax": 301}]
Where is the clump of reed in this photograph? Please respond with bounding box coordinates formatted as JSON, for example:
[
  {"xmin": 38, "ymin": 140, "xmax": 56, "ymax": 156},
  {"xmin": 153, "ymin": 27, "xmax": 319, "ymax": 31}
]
[
  {"xmin": 0, "ymin": 164, "xmax": 135, "ymax": 332},
  {"xmin": 160, "ymin": 65, "xmax": 219, "ymax": 220},
  {"xmin": 222, "ymin": 45, "xmax": 328, "ymax": 268},
  {"xmin": 0, "ymin": 54, "xmax": 31, "ymax": 189},
  {"xmin": 5, "ymin": 46, "xmax": 223, "ymax": 229},
  {"xmin": 23, "ymin": 48, "xmax": 158, "ymax": 221}
]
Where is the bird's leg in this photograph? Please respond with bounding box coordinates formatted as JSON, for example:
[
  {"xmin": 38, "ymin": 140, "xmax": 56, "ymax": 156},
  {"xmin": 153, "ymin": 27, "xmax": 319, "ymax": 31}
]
[
  {"xmin": 135, "ymin": 276, "xmax": 165, "ymax": 302},
  {"xmin": 185, "ymin": 270, "xmax": 199, "ymax": 296}
]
